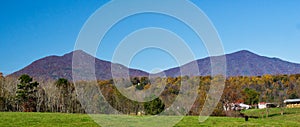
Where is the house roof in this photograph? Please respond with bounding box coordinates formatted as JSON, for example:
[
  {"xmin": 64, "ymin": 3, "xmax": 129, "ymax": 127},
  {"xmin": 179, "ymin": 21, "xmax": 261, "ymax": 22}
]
[
  {"xmin": 259, "ymin": 102, "xmax": 266, "ymax": 104},
  {"xmin": 284, "ymin": 99, "xmax": 300, "ymax": 103},
  {"xmin": 259, "ymin": 102, "xmax": 276, "ymax": 105}
]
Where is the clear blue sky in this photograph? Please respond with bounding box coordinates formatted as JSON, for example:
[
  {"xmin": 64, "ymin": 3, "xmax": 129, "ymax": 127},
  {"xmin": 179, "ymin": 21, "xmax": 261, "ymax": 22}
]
[{"xmin": 1, "ymin": 0, "xmax": 300, "ymax": 75}]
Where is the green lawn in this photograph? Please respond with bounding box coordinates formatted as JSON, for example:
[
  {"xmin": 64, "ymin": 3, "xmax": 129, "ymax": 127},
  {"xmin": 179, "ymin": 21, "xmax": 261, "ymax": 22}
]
[
  {"xmin": 1, "ymin": 108, "xmax": 300, "ymax": 127},
  {"xmin": 0, "ymin": 112, "xmax": 98, "ymax": 127}
]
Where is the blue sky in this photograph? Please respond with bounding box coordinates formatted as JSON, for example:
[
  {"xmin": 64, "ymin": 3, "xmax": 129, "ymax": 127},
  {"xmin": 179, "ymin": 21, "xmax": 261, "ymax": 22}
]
[{"xmin": 1, "ymin": 0, "xmax": 300, "ymax": 75}]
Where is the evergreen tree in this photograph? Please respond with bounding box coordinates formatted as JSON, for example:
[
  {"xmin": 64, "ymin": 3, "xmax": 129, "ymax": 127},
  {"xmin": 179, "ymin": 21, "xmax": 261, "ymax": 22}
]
[
  {"xmin": 16, "ymin": 74, "xmax": 39, "ymax": 112},
  {"xmin": 144, "ymin": 97, "xmax": 165, "ymax": 115}
]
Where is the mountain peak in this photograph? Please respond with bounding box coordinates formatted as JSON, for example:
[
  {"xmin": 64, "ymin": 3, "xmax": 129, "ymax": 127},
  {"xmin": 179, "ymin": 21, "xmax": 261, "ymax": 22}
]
[
  {"xmin": 164, "ymin": 50, "xmax": 300, "ymax": 77},
  {"xmin": 229, "ymin": 50, "xmax": 257, "ymax": 56},
  {"xmin": 72, "ymin": 49, "xmax": 86, "ymax": 54},
  {"xmin": 63, "ymin": 50, "xmax": 91, "ymax": 57},
  {"xmin": 9, "ymin": 50, "xmax": 148, "ymax": 81}
]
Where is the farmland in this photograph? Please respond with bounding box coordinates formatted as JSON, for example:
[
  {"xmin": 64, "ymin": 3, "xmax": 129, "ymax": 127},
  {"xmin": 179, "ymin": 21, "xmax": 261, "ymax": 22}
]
[{"xmin": 1, "ymin": 108, "xmax": 300, "ymax": 127}]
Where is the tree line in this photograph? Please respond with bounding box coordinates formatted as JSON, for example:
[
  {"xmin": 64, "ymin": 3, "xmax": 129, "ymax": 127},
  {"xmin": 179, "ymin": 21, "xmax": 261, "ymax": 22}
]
[{"xmin": 1, "ymin": 74, "xmax": 300, "ymax": 116}]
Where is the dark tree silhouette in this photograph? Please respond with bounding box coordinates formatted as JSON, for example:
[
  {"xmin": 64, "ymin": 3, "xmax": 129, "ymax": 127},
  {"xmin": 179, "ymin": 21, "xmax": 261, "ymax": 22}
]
[{"xmin": 16, "ymin": 74, "xmax": 39, "ymax": 112}]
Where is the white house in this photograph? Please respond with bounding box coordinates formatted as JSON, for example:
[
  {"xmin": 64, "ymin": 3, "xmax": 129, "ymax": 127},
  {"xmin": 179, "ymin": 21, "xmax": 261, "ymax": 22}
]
[
  {"xmin": 223, "ymin": 103, "xmax": 251, "ymax": 111},
  {"xmin": 239, "ymin": 103, "xmax": 251, "ymax": 109},
  {"xmin": 258, "ymin": 102, "xmax": 277, "ymax": 109},
  {"xmin": 258, "ymin": 102, "xmax": 267, "ymax": 109}
]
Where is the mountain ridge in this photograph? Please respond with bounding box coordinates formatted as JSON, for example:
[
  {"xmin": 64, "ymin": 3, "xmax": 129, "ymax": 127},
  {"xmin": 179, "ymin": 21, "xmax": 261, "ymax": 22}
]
[
  {"xmin": 163, "ymin": 50, "xmax": 300, "ymax": 77},
  {"xmin": 8, "ymin": 50, "xmax": 300, "ymax": 81},
  {"xmin": 9, "ymin": 50, "xmax": 149, "ymax": 81}
]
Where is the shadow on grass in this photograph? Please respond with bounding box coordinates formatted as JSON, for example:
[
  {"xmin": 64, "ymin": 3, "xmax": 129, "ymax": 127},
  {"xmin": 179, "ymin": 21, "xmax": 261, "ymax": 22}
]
[{"xmin": 267, "ymin": 112, "xmax": 294, "ymax": 117}]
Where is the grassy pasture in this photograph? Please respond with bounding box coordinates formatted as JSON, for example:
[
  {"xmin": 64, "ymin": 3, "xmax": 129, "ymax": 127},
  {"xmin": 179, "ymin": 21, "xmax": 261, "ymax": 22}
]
[{"xmin": 1, "ymin": 108, "xmax": 300, "ymax": 127}]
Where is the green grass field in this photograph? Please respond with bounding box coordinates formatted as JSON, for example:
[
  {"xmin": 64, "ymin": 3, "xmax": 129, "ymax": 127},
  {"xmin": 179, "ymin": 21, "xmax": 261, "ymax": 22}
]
[{"xmin": 1, "ymin": 108, "xmax": 300, "ymax": 127}]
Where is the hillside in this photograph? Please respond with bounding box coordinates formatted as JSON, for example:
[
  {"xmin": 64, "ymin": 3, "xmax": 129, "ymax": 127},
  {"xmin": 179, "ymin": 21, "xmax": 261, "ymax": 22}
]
[
  {"xmin": 9, "ymin": 50, "xmax": 300, "ymax": 80},
  {"xmin": 9, "ymin": 50, "xmax": 148, "ymax": 81},
  {"xmin": 164, "ymin": 50, "xmax": 300, "ymax": 77}
]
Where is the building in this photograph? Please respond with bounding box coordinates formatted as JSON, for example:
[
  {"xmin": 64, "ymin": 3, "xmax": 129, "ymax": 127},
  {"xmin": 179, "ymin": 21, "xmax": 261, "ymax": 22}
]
[
  {"xmin": 258, "ymin": 102, "xmax": 277, "ymax": 109},
  {"xmin": 258, "ymin": 102, "xmax": 267, "ymax": 109},
  {"xmin": 284, "ymin": 99, "xmax": 300, "ymax": 108},
  {"xmin": 239, "ymin": 103, "xmax": 251, "ymax": 109},
  {"xmin": 223, "ymin": 103, "xmax": 251, "ymax": 111}
]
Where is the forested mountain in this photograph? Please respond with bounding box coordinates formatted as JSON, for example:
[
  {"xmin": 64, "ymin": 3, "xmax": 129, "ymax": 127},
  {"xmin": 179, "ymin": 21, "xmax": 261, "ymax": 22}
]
[
  {"xmin": 9, "ymin": 50, "xmax": 148, "ymax": 81},
  {"xmin": 8, "ymin": 50, "xmax": 300, "ymax": 81},
  {"xmin": 164, "ymin": 50, "xmax": 300, "ymax": 77}
]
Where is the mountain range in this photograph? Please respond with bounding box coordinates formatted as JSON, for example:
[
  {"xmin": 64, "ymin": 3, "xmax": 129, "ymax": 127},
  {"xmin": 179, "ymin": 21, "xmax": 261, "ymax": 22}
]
[{"xmin": 9, "ymin": 50, "xmax": 300, "ymax": 81}]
